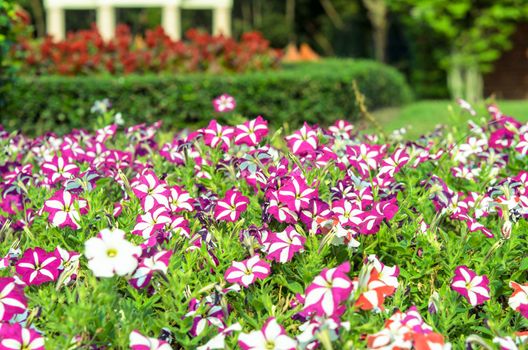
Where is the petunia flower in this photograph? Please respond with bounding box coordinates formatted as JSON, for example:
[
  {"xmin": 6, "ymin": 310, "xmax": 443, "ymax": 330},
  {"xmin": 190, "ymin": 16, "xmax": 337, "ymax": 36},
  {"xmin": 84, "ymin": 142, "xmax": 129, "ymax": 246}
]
[
  {"xmin": 132, "ymin": 206, "xmax": 172, "ymax": 239},
  {"xmin": 214, "ymin": 188, "xmax": 250, "ymax": 222},
  {"xmin": 212, "ymin": 94, "xmax": 236, "ymax": 113},
  {"xmin": 202, "ymin": 120, "xmax": 234, "ymax": 151},
  {"xmin": 265, "ymin": 226, "xmax": 306, "ymax": 263},
  {"xmin": 285, "ymin": 123, "xmax": 318, "ymax": 155},
  {"xmin": 0, "ymin": 277, "xmax": 27, "ymax": 321},
  {"xmin": 15, "ymin": 247, "xmax": 61, "ymax": 286},
  {"xmin": 277, "ymin": 176, "xmax": 317, "ymax": 212},
  {"xmin": 0, "ymin": 323, "xmax": 45, "ymax": 350},
  {"xmin": 303, "ymin": 262, "xmax": 353, "ymax": 317},
  {"xmin": 41, "ymin": 155, "xmax": 79, "ymax": 185},
  {"xmin": 129, "ymin": 330, "xmax": 172, "ymax": 350},
  {"xmin": 238, "ymin": 317, "xmax": 297, "ymax": 350},
  {"xmin": 129, "ymin": 250, "xmax": 173, "ymax": 289},
  {"xmin": 353, "ymin": 256, "xmax": 399, "ymax": 311},
  {"xmin": 367, "ymin": 307, "xmax": 450, "ymax": 350},
  {"xmin": 42, "ymin": 189, "xmax": 88, "ymax": 230},
  {"xmin": 167, "ymin": 186, "xmax": 194, "ymax": 213},
  {"xmin": 132, "ymin": 171, "xmax": 170, "ymax": 212},
  {"xmin": 84, "ymin": 228, "xmax": 142, "ymax": 278},
  {"xmin": 450, "ymin": 265, "xmax": 490, "ymax": 306},
  {"xmin": 224, "ymin": 255, "xmax": 271, "ymax": 287},
  {"xmin": 508, "ymin": 281, "xmax": 528, "ymax": 318},
  {"xmin": 234, "ymin": 116, "xmax": 268, "ymax": 146},
  {"xmin": 197, "ymin": 323, "xmax": 242, "ymax": 350}
]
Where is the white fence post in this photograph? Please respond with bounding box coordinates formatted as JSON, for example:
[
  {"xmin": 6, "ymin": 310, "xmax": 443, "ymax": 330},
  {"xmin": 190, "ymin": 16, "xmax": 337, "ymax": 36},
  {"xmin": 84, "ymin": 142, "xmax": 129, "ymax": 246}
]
[
  {"xmin": 47, "ymin": 6, "xmax": 65, "ymax": 40},
  {"xmin": 97, "ymin": 4, "xmax": 115, "ymax": 41}
]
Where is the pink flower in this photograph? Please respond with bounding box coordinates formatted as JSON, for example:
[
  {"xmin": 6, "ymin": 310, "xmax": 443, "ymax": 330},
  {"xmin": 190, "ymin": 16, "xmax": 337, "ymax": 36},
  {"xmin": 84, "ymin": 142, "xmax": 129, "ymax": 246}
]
[
  {"xmin": 224, "ymin": 255, "xmax": 271, "ymax": 287},
  {"xmin": 167, "ymin": 186, "xmax": 194, "ymax": 213},
  {"xmin": 212, "ymin": 94, "xmax": 236, "ymax": 113},
  {"xmin": 41, "ymin": 155, "xmax": 79, "ymax": 184},
  {"xmin": 0, "ymin": 323, "xmax": 45, "ymax": 350},
  {"xmin": 202, "ymin": 120, "xmax": 234, "ymax": 151},
  {"xmin": 129, "ymin": 250, "xmax": 173, "ymax": 289},
  {"xmin": 234, "ymin": 116, "xmax": 268, "ymax": 146},
  {"xmin": 509, "ymin": 281, "xmax": 528, "ymax": 318},
  {"xmin": 328, "ymin": 120, "xmax": 354, "ymax": 138},
  {"xmin": 303, "ymin": 262, "xmax": 353, "ymax": 317},
  {"xmin": 15, "ymin": 247, "xmax": 61, "ymax": 286},
  {"xmin": 214, "ymin": 188, "xmax": 250, "ymax": 222},
  {"xmin": 265, "ymin": 226, "xmax": 306, "ymax": 263},
  {"xmin": 42, "ymin": 189, "xmax": 88, "ymax": 230},
  {"xmin": 132, "ymin": 206, "xmax": 172, "ymax": 239},
  {"xmin": 451, "ymin": 265, "xmax": 490, "ymax": 306},
  {"xmin": 378, "ymin": 148, "xmax": 410, "ymax": 178},
  {"xmin": 346, "ymin": 144, "xmax": 386, "ymax": 178},
  {"xmin": 238, "ymin": 317, "xmax": 297, "ymax": 350},
  {"xmin": 132, "ymin": 171, "xmax": 170, "ymax": 212},
  {"xmin": 267, "ymin": 193, "xmax": 298, "ymax": 224},
  {"xmin": 0, "ymin": 277, "xmax": 27, "ymax": 321},
  {"xmin": 285, "ymin": 123, "xmax": 318, "ymax": 155},
  {"xmin": 277, "ymin": 176, "xmax": 317, "ymax": 212},
  {"xmin": 129, "ymin": 330, "xmax": 172, "ymax": 350}
]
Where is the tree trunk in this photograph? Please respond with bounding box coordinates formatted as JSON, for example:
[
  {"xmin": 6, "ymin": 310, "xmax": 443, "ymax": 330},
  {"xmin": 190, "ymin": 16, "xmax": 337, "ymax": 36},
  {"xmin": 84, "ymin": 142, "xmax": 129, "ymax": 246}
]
[
  {"xmin": 447, "ymin": 50, "xmax": 483, "ymax": 103},
  {"xmin": 362, "ymin": 0, "xmax": 387, "ymax": 62},
  {"xmin": 286, "ymin": 0, "xmax": 296, "ymax": 44},
  {"xmin": 30, "ymin": 0, "xmax": 46, "ymax": 37}
]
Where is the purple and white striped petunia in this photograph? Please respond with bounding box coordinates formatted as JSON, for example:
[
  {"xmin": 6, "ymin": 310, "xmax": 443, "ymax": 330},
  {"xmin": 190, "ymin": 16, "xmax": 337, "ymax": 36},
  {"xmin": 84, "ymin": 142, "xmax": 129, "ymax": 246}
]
[
  {"xmin": 41, "ymin": 155, "xmax": 79, "ymax": 184},
  {"xmin": 303, "ymin": 262, "xmax": 353, "ymax": 317},
  {"xmin": 129, "ymin": 250, "xmax": 173, "ymax": 289},
  {"xmin": 265, "ymin": 226, "xmax": 306, "ymax": 263},
  {"xmin": 129, "ymin": 330, "xmax": 172, "ymax": 350},
  {"xmin": 224, "ymin": 255, "xmax": 271, "ymax": 288},
  {"xmin": 238, "ymin": 317, "xmax": 297, "ymax": 350},
  {"xmin": 214, "ymin": 188, "xmax": 250, "ymax": 222},
  {"xmin": 132, "ymin": 171, "xmax": 170, "ymax": 212},
  {"xmin": 0, "ymin": 277, "xmax": 27, "ymax": 321},
  {"xmin": 234, "ymin": 116, "xmax": 268, "ymax": 146},
  {"xmin": 451, "ymin": 265, "xmax": 490, "ymax": 306},
  {"xmin": 0, "ymin": 323, "xmax": 45, "ymax": 350},
  {"xmin": 42, "ymin": 189, "xmax": 88, "ymax": 230},
  {"xmin": 15, "ymin": 247, "xmax": 61, "ymax": 286}
]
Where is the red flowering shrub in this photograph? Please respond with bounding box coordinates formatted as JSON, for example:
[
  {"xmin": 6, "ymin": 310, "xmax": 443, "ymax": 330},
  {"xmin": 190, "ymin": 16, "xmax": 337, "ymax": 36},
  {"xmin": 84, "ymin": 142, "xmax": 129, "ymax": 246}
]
[{"xmin": 16, "ymin": 24, "xmax": 281, "ymax": 75}]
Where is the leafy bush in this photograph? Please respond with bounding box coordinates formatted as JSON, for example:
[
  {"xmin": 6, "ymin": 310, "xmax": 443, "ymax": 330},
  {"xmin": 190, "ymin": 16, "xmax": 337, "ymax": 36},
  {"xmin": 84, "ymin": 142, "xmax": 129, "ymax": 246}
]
[
  {"xmin": 0, "ymin": 100, "xmax": 527, "ymax": 349},
  {"xmin": 1, "ymin": 59, "xmax": 412, "ymax": 135},
  {"xmin": 17, "ymin": 25, "xmax": 281, "ymax": 75}
]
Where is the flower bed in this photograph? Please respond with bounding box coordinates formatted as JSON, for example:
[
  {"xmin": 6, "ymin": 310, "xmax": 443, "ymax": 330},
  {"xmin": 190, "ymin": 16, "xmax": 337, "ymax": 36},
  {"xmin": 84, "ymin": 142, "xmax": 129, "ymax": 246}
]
[
  {"xmin": 0, "ymin": 98, "xmax": 527, "ymax": 349},
  {"xmin": 15, "ymin": 25, "xmax": 281, "ymax": 75}
]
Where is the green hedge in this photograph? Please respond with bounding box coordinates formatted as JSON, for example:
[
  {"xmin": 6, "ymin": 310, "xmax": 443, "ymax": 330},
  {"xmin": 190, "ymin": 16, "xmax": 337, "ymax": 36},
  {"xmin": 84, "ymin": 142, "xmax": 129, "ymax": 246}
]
[{"xmin": 2, "ymin": 59, "xmax": 412, "ymax": 134}]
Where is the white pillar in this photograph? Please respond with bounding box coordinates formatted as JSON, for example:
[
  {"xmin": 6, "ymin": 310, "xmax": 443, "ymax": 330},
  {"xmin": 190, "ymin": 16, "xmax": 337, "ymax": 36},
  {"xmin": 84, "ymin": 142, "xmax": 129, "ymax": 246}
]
[
  {"xmin": 47, "ymin": 6, "xmax": 65, "ymax": 40},
  {"xmin": 97, "ymin": 5, "xmax": 115, "ymax": 41},
  {"xmin": 213, "ymin": 6, "xmax": 231, "ymax": 36},
  {"xmin": 162, "ymin": 5, "xmax": 181, "ymax": 40}
]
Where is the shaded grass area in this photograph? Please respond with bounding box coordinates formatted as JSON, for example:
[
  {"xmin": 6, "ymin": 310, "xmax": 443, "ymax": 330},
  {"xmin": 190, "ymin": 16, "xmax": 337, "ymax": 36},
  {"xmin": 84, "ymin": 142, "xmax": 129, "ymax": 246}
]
[{"xmin": 372, "ymin": 100, "xmax": 528, "ymax": 138}]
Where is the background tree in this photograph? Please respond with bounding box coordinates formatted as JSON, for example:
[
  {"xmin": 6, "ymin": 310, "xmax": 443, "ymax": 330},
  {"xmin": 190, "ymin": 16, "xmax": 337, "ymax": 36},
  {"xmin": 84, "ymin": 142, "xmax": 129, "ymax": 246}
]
[
  {"xmin": 0, "ymin": 0, "xmax": 18, "ymax": 108},
  {"xmin": 362, "ymin": 0, "xmax": 388, "ymax": 62},
  {"xmin": 389, "ymin": 0, "xmax": 528, "ymax": 102}
]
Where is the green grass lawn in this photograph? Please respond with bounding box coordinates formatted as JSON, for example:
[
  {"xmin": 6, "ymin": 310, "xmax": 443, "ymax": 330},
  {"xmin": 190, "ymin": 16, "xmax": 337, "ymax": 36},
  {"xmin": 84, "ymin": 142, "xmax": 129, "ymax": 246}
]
[{"xmin": 373, "ymin": 100, "xmax": 528, "ymax": 138}]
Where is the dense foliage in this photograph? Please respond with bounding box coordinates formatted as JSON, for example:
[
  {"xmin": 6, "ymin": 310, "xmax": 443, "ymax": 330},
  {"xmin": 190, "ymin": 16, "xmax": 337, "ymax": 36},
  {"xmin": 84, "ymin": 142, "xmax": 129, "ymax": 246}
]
[
  {"xmin": 1, "ymin": 98, "xmax": 528, "ymax": 349},
  {"xmin": 388, "ymin": 0, "xmax": 528, "ymax": 101},
  {"xmin": 0, "ymin": 0, "xmax": 20, "ymax": 108},
  {"xmin": 1, "ymin": 59, "xmax": 412, "ymax": 135},
  {"xmin": 15, "ymin": 25, "xmax": 281, "ymax": 75}
]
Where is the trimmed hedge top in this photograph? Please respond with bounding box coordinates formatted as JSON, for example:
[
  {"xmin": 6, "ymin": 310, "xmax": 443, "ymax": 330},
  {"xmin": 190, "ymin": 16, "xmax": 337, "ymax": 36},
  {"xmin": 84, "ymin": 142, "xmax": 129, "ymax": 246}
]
[{"xmin": 2, "ymin": 59, "xmax": 412, "ymax": 135}]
